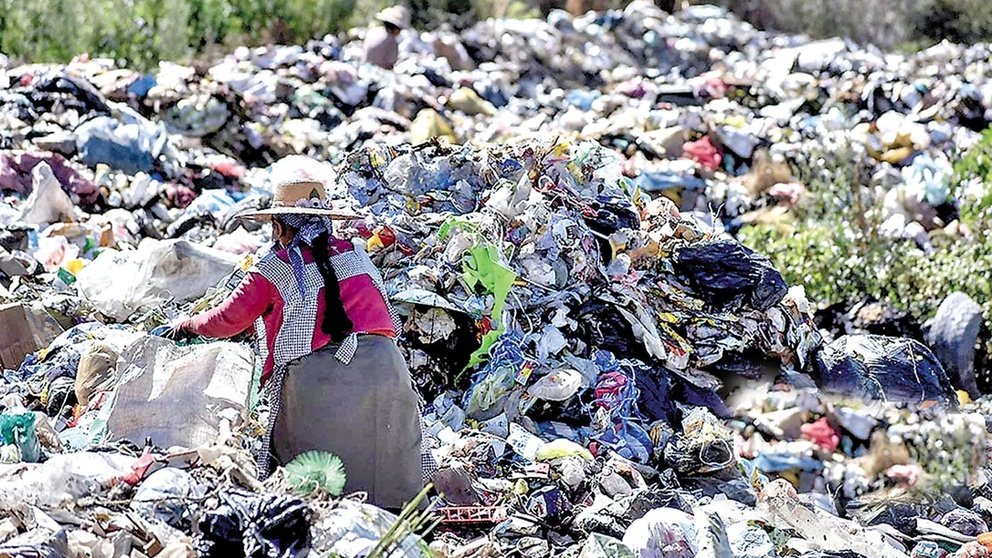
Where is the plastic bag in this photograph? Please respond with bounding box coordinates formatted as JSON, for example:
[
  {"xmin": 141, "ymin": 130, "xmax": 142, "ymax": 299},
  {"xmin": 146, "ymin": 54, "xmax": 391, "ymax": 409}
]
[
  {"xmin": 447, "ymin": 87, "xmax": 496, "ymax": 116},
  {"xmin": 310, "ymin": 499, "xmax": 430, "ymax": 558},
  {"xmin": 0, "ymin": 452, "xmax": 136, "ymax": 508},
  {"xmin": 673, "ymin": 239, "xmax": 787, "ymax": 312},
  {"xmin": 664, "ymin": 407, "xmax": 735, "ymax": 475},
  {"xmin": 0, "ymin": 412, "xmax": 41, "ymax": 463},
  {"xmin": 17, "ymin": 163, "xmax": 76, "ymax": 226},
  {"xmin": 536, "ymin": 439, "xmax": 594, "ymax": 462},
  {"xmin": 815, "ymin": 334, "xmax": 956, "ymax": 405},
  {"xmin": 622, "ymin": 507, "xmax": 698, "ymax": 558},
  {"xmin": 197, "ymin": 489, "xmax": 311, "ymax": 558},
  {"xmin": 131, "ymin": 468, "xmax": 208, "ymax": 530},
  {"xmin": 74, "ymin": 343, "xmax": 119, "ymax": 407},
  {"xmin": 75, "ymin": 113, "xmax": 168, "ymax": 174},
  {"xmin": 579, "ymin": 534, "xmax": 635, "ymax": 558},
  {"xmin": 758, "ymin": 479, "xmax": 907, "ymax": 558},
  {"xmin": 409, "ymin": 109, "xmax": 456, "ymax": 144},
  {"xmin": 75, "ymin": 239, "xmax": 240, "ymax": 320},
  {"xmin": 106, "ymin": 336, "xmax": 253, "ymax": 449},
  {"xmin": 528, "ymin": 369, "xmax": 583, "ymax": 401}
]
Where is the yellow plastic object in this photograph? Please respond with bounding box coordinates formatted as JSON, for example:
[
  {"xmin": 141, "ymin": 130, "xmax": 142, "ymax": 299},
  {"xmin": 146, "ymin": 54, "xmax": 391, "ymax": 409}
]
[
  {"xmin": 367, "ymin": 233, "xmax": 384, "ymax": 252},
  {"xmin": 65, "ymin": 258, "xmax": 86, "ymax": 275},
  {"xmin": 978, "ymin": 532, "xmax": 992, "ymax": 550},
  {"xmin": 535, "ymin": 439, "xmax": 594, "ymax": 462},
  {"xmin": 238, "ymin": 254, "xmax": 256, "ymax": 272},
  {"xmin": 722, "ymin": 114, "xmax": 747, "ymax": 128},
  {"xmin": 878, "ymin": 146, "xmax": 914, "ymax": 164},
  {"xmin": 446, "ymin": 87, "xmax": 496, "ymax": 116},
  {"xmin": 409, "ymin": 109, "xmax": 457, "ymax": 144}
]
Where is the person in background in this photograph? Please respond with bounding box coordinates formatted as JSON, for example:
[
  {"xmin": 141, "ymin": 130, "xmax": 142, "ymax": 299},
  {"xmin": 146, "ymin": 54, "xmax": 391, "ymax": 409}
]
[
  {"xmin": 167, "ymin": 161, "xmax": 424, "ymax": 509},
  {"xmin": 364, "ymin": 5, "xmax": 411, "ymax": 70}
]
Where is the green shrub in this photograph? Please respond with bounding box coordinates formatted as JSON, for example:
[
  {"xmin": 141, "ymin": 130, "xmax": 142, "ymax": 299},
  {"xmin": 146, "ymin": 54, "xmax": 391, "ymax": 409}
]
[
  {"xmin": 741, "ymin": 221, "xmax": 992, "ymax": 326},
  {"xmin": 0, "ymin": 0, "xmax": 390, "ymax": 69},
  {"xmin": 468, "ymin": 0, "xmax": 541, "ymax": 20},
  {"xmin": 740, "ymin": 126, "xmax": 992, "ymax": 335},
  {"xmin": 953, "ymin": 128, "xmax": 992, "ymax": 227},
  {"xmin": 5, "ymin": 0, "xmax": 992, "ymax": 67},
  {"xmin": 0, "ymin": 0, "xmax": 534, "ymax": 68},
  {"xmin": 908, "ymin": 0, "xmax": 992, "ymax": 45}
]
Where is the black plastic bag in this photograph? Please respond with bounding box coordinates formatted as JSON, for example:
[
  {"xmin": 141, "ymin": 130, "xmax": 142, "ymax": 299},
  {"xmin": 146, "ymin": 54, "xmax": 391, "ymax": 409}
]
[
  {"xmin": 705, "ymin": 349, "xmax": 774, "ymax": 380},
  {"xmin": 672, "ymin": 239, "xmax": 787, "ymax": 311},
  {"xmin": 32, "ymin": 71, "xmax": 110, "ymax": 114},
  {"xmin": 673, "ymin": 381, "xmax": 732, "ymax": 420},
  {"xmin": 583, "ymin": 197, "xmax": 641, "ymax": 264},
  {"xmin": 634, "ymin": 365, "xmax": 674, "ymax": 424},
  {"xmin": 197, "ymin": 490, "xmax": 311, "ymax": 558},
  {"xmin": 575, "ymin": 299, "xmax": 651, "ymax": 363},
  {"xmin": 813, "ymin": 334, "xmax": 957, "ymax": 406}
]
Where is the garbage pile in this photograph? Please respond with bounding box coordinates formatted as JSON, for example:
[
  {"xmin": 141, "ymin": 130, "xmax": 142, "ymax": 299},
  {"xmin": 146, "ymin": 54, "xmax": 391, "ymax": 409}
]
[
  {"xmin": 2, "ymin": 3, "xmax": 992, "ymax": 247},
  {"xmin": 1, "ymin": 2, "xmax": 992, "ymax": 558}
]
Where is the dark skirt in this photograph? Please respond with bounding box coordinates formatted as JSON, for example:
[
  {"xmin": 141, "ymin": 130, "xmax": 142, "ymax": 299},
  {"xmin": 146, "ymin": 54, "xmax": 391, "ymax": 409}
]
[{"xmin": 272, "ymin": 335, "xmax": 423, "ymax": 509}]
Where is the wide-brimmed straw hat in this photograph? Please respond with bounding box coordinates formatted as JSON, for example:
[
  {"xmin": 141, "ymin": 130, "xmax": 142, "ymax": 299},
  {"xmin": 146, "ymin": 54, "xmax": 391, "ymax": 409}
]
[
  {"xmin": 375, "ymin": 5, "xmax": 411, "ymax": 29},
  {"xmin": 237, "ymin": 180, "xmax": 361, "ymax": 221},
  {"xmin": 237, "ymin": 156, "xmax": 361, "ymax": 220}
]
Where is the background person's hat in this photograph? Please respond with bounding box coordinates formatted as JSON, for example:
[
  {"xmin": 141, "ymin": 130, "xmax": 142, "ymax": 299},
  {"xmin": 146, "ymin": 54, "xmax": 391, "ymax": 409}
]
[{"xmin": 375, "ymin": 5, "xmax": 411, "ymax": 29}]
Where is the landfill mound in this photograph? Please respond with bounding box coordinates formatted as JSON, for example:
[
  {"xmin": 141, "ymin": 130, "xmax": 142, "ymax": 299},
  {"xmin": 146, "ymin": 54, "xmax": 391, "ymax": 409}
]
[{"xmin": 2, "ymin": 3, "xmax": 992, "ymax": 558}]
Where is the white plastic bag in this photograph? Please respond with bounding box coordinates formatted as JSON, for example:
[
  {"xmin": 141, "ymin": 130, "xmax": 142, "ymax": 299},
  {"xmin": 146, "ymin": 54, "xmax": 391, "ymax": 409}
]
[
  {"xmin": 622, "ymin": 507, "xmax": 698, "ymax": 558},
  {"xmin": 18, "ymin": 163, "xmax": 76, "ymax": 226},
  {"xmin": 0, "ymin": 452, "xmax": 136, "ymax": 509},
  {"xmin": 758, "ymin": 479, "xmax": 908, "ymax": 558},
  {"xmin": 75, "ymin": 239, "xmax": 240, "ymax": 320},
  {"xmin": 311, "ymin": 499, "xmax": 430, "ymax": 558}
]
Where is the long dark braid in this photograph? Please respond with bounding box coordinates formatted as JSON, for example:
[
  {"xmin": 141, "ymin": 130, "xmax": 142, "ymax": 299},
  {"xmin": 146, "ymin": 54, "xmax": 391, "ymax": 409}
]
[
  {"xmin": 311, "ymin": 232, "xmax": 354, "ymax": 340},
  {"xmin": 275, "ymin": 216, "xmax": 353, "ymax": 340}
]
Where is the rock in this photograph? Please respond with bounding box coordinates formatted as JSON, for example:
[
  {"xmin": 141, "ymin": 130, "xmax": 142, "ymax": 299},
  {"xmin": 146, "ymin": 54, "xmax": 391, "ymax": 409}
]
[
  {"xmin": 925, "ymin": 292, "xmax": 985, "ymax": 398},
  {"xmin": 941, "ymin": 508, "xmax": 989, "ymax": 537},
  {"xmin": 32, "ymin": 132, "xmax": 77, "ymax": 156}
]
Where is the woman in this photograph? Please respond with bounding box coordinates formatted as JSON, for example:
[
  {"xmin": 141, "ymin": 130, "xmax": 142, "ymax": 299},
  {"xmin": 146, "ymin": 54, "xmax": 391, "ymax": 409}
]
[
  {"xmin": 170, "ymin": 173, "xmax": 423, "ymax": 509},
  {"xmin": 363, "ymin": 5, "xmax": 409, "ymax": 70}
]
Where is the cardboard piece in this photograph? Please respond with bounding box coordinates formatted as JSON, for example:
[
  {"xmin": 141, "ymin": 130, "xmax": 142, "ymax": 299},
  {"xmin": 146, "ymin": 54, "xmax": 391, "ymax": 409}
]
[{"xmin": 0, "ymin": 303, "xmax": 40, "ymax": 370}]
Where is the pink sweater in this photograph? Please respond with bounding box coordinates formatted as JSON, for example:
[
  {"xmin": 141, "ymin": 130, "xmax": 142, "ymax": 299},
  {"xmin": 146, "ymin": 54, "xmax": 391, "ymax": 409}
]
[{"xmin": 184, "ymin": 240, "xmax": 396, "ymax": 384}]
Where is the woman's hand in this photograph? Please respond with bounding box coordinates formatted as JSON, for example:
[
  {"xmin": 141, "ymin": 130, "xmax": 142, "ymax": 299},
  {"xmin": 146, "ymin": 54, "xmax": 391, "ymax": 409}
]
[{"xmin": 151, "ymin": 317, "xmax": 191, "ymax": 341}]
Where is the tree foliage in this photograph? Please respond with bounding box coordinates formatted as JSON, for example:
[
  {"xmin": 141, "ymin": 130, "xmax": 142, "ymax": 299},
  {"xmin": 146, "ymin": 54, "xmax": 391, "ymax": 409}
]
[{"xmin": 0, "ymin": 0, "xmax": 392, "ymax": 69}]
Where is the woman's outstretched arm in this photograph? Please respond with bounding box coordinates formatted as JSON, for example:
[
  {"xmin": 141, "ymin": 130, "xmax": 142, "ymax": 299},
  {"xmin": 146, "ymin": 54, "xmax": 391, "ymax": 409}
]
[{"xmin": 183, "ymin": 272, "xmax": 277, "ymax": 338}]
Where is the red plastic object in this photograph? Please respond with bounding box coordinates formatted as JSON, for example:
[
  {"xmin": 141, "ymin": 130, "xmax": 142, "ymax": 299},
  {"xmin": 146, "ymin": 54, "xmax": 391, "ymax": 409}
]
[
  {"xmin": 683, "ymin": 136, "xmax": 722, "ymax": 171},
  {"xmin": 376, "ymin": 226, "xmax": 397, "ymax": 248},
  {"xmin": 212, "ymin": 160, "xmax": 245, "ymax": 179},
  {"xmin": 478, "ymin": 316, "xmax": 493, "ymax": 337},
  {"xmin": 119, "ymin": 451, "xmax": 157, "ymax": 486},
  {"xmin": 801, "ymin": 417, "xmax": 840, "ymax": 453}
]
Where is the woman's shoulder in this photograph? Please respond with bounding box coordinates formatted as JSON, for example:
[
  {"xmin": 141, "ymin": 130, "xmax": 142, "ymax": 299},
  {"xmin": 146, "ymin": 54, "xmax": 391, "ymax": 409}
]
[
  {"xmin": 252, "ymin": 247, "xmax": 286, "ymax": 273},
  {"xmin": 251, "ymin": 244, "xmax": 299, "ymax": 271},
  {"xmin": 262, "ymin": 245, "xmax": 292, "ymax": 263},
  {"xmin": 254, "ymin": 238, "xmax": 357, "ymax": 264}
]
